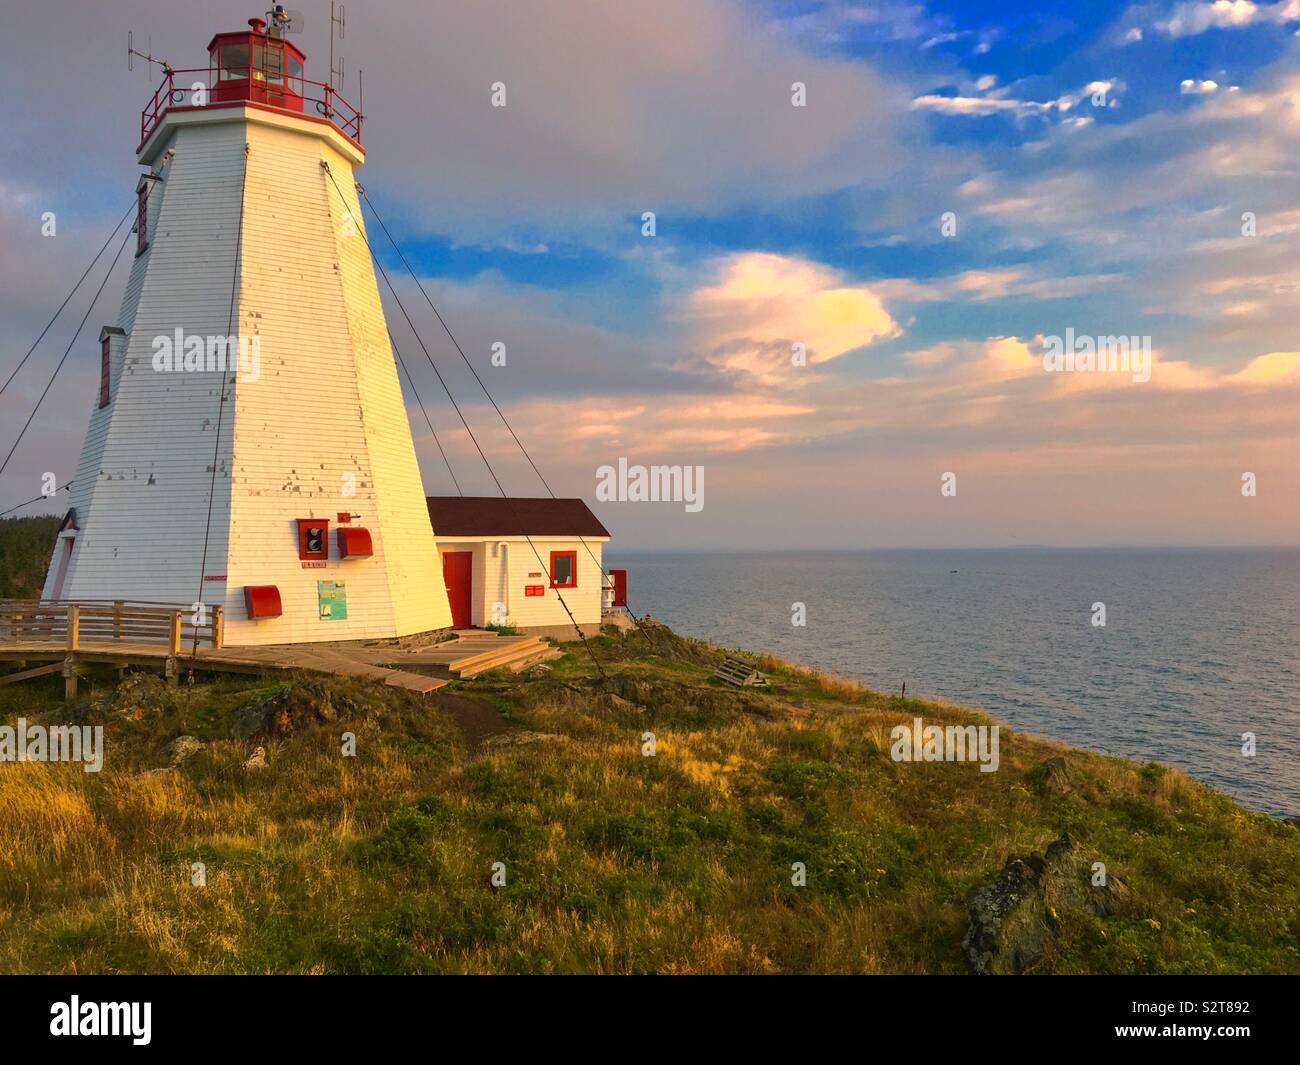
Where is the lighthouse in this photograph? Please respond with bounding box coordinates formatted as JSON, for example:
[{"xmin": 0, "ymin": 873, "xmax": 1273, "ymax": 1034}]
[{"xmin": 42, "ymin": 13, "xmax": 454, "ymax": 645}]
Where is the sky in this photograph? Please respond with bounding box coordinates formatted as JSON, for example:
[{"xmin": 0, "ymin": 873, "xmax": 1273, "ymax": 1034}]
[{"xmin": 1, "ymin": 0, "xmax": 1297, "ymax": 549}]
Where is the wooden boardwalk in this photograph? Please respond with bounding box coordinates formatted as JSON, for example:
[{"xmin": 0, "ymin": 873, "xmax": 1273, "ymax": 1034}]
[{"xmin": 0, "ymin": 601, "xmax": 554, "ymax": 698}]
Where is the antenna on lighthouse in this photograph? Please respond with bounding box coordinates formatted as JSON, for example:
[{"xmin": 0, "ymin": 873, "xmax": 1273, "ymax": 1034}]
[
  {"xmin": 265, "ymin": 5, "xmax": 304, "ymax": 37},
  {"xmin": 126, "ymin": 31, "xmax": 172, "ymax": 76},
  {"xmin": 329, "ymin": 2, "xmax": 346, "ymax": 87}
]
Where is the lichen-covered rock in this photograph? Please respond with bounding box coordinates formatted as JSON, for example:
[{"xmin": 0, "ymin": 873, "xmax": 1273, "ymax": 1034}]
[
  {"xmin": 963, "ymin": 833, "xmax": 1130, "ymax": 974},
  {"xmin": 963, "ymin": 853, "xmax": 1049, "ymax": 975},
  {"xmin": 1038, "ymin": 756, "xmax": 1074, "ymax": 795},
  {"xmin": 104, "ymin": 672, "xmax": 181, "ymax": 721},
  {"xmin": 164, "ymin": 735, "xmax": 203, "ymax": 766},
  {"xmin": 231, "ymin": 687, "xmax": 291, "ymax": 740},
  {"xmin": 231, "ymin": 684, "xmax": 336, "ymax": 740}
]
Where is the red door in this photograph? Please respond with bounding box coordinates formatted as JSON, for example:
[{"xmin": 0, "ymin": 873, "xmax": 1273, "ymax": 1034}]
[
  {"xmin": 442, "ymin": 551, "xmax": 473, "ymax": 628},
  {"xmin": 610, "ymin": 569, "xmax": 627, "ymax": 608}
]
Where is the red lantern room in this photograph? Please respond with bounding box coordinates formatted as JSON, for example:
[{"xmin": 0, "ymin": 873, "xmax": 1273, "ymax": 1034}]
[
  {"xmin": 138, "ymin": 13, "xmax": 363, "ymax": 151},
  {"xmin": 208, "ymin": 17, "xmax": 306, "ymax": 112}
]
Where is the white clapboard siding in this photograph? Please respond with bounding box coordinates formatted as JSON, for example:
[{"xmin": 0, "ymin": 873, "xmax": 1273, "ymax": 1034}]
[
  {"xmin": 62, "ymin": 163, "xmax": 166, "ymax": 558},
  {"xmin": 438, "ymin": 537, "xmax": 605, "ymax": 629},
  {"xmin": 52, "ymin": 105, "xmax": 452, "ymax": 644},
  {"xmin": 62, "ymin": 121, "xmax": 246, "ymax": 606}
]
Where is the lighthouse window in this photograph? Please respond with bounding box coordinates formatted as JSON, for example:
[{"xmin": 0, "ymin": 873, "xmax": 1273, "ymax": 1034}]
[
  {"xmin": 550, "ymin": 551, "xmax": 577, "ymax": 589},
  {"xmin": 135, "ymin": 182, "xmax": 149, "ymax": 256},
  {"xmin": 219, "ymin": 44, "xmax": 249, "ymax": 79},
  {"xmin": 255, "ymin": 43, "xmax": 285, "ymax": 83}
]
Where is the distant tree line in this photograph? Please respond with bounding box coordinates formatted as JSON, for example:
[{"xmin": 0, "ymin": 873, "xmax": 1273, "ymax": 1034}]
[{"xmin": 0, "ymin": 516, "xmax": 60, "ymax": 598}]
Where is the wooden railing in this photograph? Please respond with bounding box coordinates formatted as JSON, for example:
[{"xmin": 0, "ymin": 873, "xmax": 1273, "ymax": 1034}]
[{"xmin": 0, "ymin": 600, "xmax": 223, "ymax": 652}]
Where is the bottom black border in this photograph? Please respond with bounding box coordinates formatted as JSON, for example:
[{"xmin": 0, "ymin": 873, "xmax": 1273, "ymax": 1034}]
[{"xmin": 1, "ymin": 974, "xmax": 1286, "ymax": 1052}]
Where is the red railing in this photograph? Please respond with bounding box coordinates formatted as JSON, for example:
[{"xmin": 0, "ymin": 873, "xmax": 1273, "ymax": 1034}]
[{"xmin": 140, "ymin": 66, "xmax": 362, "ymax": 149}]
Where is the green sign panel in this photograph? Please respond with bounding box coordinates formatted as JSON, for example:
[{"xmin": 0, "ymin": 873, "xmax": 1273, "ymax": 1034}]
[{"xmin": 317, "ymin": 580, "xmax": 348, "ymax": 620}]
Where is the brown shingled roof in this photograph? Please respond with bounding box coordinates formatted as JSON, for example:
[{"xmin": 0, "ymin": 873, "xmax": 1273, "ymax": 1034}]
[{"xmin": 427, "ymin": 496, "xmax": 611, "ymax": 538}]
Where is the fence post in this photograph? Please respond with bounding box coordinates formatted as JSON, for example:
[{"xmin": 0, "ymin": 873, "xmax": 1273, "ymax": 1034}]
[
  {"xmin": 67, "ymin": 604, "xmax": 80, "ymax": 652},
  {"xmin": 212, "ymin": 605, "xmax": 224, "ymax": 649},
  {"xmin": 169, "ymin": 610, "xmax": 182, "ymax": 655},
  {"xmin": 63, "ymin": 655, "xmax": 78, "ymax": 702},
  {"xmin": 113, "ymin": 599, "xmax": 124, "ymax": 640}
]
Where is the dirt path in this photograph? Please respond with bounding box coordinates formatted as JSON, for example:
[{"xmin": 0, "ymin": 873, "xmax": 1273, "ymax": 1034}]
[{"xmin": 429, "ymin": 691, "xmax": 515, "ymax": 750}]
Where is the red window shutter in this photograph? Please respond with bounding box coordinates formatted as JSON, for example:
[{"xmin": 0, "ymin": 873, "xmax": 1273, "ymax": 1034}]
[{"xmin": 99, "ymin": 336, "xmax": 111, "ymax": 408}]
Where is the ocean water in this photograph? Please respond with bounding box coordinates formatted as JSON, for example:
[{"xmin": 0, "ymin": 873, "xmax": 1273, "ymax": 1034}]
[{"xmin": 606, "ymin": 548, "xmax": 1300, "ymax": 817}]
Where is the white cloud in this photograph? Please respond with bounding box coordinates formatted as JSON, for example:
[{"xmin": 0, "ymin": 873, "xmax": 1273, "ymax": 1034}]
[
  {"xmin": 912, "ymin": 79, "xmax": 1123, "ymax": 119},
  {"xmin": 681, "ymin": 252, "xmax": 899, "ymax": 382},
  {"xmin": 1152, "ymin": 0, "xmax": 1300, "ymax": 37}
]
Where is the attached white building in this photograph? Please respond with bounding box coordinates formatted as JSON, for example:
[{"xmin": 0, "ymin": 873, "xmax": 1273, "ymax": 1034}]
[{"xmin": 427, "ymin": 497, "xmax": 623, "ymax": 639}]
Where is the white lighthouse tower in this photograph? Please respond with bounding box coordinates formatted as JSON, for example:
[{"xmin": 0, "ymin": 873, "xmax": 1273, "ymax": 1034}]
[{"xmin": 43, "ymin": 13, "xmax": 453, "ymax": 645}]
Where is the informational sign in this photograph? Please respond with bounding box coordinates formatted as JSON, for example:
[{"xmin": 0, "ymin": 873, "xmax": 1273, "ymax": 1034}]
[
  {"xmin": 317, "ymin": 580, "xmax": 348, "ymax": 620},
  {"xmin": 524, "ymin": 584, "xmax": 545, "ymax": 597}
]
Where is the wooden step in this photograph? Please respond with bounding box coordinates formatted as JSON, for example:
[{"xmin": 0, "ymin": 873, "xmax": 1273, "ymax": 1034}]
[
  {"xmin": 393, "ymin": 637, "xmax": 510, "ymax": 665},
  {"xmin": 455, "ymin": 640, "xmax": 550, "ymax": 679},
  {"xmin": 447, "ymin": 638, "xmax": 544, "ymax": 674},
  {"xmin": 506, "ymin": 647, "xmax": 563, "ymax": 673},
  {"xmin": 381, "ymin": 671, "xmax": 449, "ymax": 693}
]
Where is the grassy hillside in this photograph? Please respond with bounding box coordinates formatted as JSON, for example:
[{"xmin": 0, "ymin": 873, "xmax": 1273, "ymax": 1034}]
[
  {"xmin": 0, "ymin": 515, "xmax": 60, "ymax": 598},
  {"xmin": 1, "ymin": 624, "xmax": 1297, "ymax": 974}
]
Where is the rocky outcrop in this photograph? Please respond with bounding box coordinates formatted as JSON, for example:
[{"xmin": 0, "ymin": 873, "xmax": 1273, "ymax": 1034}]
[
  {"xmin": 1038, "ymin": 756, "xmax": 1074, "ymax": 795},
  {"xmin": 539, "ymin": 672, "xmax": 782, "ymax": 721},
  {"xmin": 103, "ymin": 672, "xmax": 182, "ymax": 721},
  {"xmin": 231, "ymin": 684, "xmax": 337, "ymax": 740},
  {"xmin": 963, "ymin": 833, "xmax": 1130, "ymax": 974}
]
